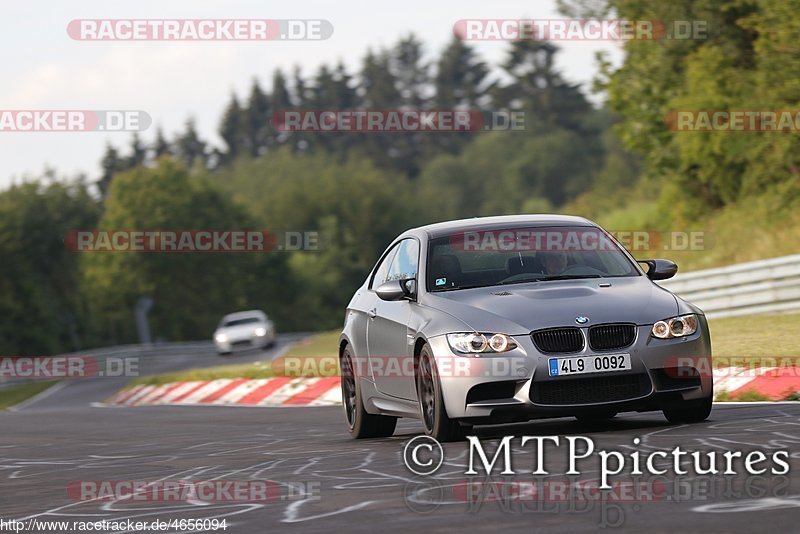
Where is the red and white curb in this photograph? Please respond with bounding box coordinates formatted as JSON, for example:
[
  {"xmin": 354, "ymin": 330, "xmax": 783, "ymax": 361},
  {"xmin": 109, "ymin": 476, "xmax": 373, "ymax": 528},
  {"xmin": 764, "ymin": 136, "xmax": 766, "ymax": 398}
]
[
  {"xmin": 713, "ymin": 366, "xmax": 800, "ymax": 400},
  {"xmin": 104, "ymin": 366, "xmax": 800, "ymax": 407},
  {"xmin": 106, "ymin": 377, "xmax": 342, "ymax": 407}
]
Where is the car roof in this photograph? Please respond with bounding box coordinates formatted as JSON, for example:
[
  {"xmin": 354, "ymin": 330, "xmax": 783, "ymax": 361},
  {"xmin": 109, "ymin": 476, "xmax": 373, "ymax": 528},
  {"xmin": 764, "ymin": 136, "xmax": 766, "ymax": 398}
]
[
  {"xmin": 222, "ymin": 310, "xmax": 266, "ymax": 321},
  {"xmin": 407, "ymin": 214, "xmax": 597, "ymax": 239}
]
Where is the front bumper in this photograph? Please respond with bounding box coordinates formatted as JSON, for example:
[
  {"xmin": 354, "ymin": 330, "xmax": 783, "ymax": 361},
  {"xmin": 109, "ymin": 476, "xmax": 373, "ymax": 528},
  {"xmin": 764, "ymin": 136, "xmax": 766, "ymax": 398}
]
[
  {"xmin": 429, "ymin": 321, "xmax": 713, "ymax": 422},
  {"xmin": 214, "ymin": 333, "xmax": 273, "ymax": 353}
]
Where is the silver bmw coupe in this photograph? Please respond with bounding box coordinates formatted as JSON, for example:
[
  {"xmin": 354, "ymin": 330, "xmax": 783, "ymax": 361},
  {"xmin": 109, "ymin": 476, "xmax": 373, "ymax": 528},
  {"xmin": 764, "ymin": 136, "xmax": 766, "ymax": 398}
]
[{"xmin": 339, "ymin": 215, "xmax": 713, "ymax": 441}]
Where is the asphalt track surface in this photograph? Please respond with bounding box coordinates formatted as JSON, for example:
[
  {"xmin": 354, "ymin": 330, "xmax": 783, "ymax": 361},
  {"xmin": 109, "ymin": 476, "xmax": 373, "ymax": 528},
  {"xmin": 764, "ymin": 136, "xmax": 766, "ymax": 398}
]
[
  {"xmin": 2, "ymin": 342, "xmax": 800, "ymax": 533},
  {"xmin": 5, "ymin": 334, "xmax": 307, "ymax": 412}
]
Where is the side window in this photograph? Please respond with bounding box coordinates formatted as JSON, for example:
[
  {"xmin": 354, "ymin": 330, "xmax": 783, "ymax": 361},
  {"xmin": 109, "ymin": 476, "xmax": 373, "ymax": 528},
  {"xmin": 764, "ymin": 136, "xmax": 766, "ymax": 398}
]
[
  {"xmin": 387, "ymin": 239, "xmax": 419, "ymax": 282},
  {"xmin": 370, "ymin": 243, "xmax": 400, "ymax": 289}
]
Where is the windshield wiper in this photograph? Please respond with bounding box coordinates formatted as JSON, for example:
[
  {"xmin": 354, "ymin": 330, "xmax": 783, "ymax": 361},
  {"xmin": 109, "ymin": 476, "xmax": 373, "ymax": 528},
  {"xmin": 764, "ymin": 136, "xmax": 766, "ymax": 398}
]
[
  {"xmin": 438, "ymin": 274, "xmax": 603, "ymax": 291},
  {"xmin": 433, "ymin": 284, "xmax": 490, "ymax": 292},
  {"xmin": 538, "ymin": 274, "xmax": 602, "ymax": 281},
  {"xmin": 498, "ymin": 277, "xmax": 545, "ymax": 286},
  {"xmin": 499, "ymin": 274, "xmax": 602, "ymax": 285}
]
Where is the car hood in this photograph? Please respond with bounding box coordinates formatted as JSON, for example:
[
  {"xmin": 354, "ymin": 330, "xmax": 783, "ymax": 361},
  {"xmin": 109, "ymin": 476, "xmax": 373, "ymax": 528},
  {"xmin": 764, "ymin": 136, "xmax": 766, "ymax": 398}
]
[{"xmin": 422, "ymin": 276, "xmax": 679, "ymax": 334}]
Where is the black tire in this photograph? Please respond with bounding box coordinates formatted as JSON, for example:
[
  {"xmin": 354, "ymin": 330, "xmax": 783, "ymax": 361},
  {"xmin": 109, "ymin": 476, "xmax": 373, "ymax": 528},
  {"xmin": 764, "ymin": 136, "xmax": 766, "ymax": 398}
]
[
  {"xmin": 663, "ymin": 394, "xmax": 713, "ymax": 424},
  {"xmin": 341, "ymin": 346, "xmax": 397, "ymax": 439},
  {"xmin": 416, "ymin": 343, "xmax": 469, "ymax": 442},
  {"xmin": 575, "ymin": 412, "xmax": 617, "ymax": 422},
  {"xmin": 218, "ymin": 351, "xmax": 231, "ymax": 356}
]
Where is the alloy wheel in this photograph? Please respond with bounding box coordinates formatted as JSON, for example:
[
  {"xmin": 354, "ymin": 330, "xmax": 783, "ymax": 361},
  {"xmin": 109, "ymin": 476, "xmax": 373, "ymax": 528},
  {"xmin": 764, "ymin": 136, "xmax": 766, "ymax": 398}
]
[{"xmin": 341, "ymin": 352, "xmax": 357, "ymax": 426}]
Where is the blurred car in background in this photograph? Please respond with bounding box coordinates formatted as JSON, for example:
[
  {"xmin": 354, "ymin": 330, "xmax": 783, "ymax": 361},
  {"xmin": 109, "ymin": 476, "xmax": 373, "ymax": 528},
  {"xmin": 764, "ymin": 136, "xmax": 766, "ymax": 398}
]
[{"xmin": 213, "ymin": 310, "xmax": 276, "ymax": 355}]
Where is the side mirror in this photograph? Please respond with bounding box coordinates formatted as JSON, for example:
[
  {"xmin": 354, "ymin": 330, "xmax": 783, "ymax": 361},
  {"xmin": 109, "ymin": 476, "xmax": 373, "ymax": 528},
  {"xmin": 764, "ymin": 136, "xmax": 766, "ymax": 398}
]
[
  {"xmin": 375, "ymin": 279, "xmax": 416, "ymax": 301},
  {"xmin": 639, "ymin": 259, "xmax": 678, "ymax": 281}
]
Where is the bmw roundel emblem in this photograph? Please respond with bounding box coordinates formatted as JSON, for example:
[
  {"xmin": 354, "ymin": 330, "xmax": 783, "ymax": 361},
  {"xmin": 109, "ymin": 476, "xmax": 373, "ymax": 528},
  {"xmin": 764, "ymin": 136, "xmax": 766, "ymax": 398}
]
[{"xmin": 575, "ymin": 316, "xmax": 589, "ymax": 325}]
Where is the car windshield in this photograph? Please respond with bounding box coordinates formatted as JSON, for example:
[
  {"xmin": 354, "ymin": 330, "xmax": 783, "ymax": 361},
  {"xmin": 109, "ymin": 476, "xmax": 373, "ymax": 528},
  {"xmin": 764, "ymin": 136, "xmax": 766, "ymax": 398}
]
[
  {"xmin": 222, "ymin": 317, "xmax": 262, "ymax": 327},
  {"xmin": 427, "ymin": 226, "xmax": 639, "ymax": 292}
]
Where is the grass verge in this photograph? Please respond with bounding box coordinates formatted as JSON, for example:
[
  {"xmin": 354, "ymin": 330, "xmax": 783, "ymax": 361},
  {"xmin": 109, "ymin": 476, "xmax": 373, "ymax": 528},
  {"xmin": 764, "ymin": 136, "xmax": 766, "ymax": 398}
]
[
  {"xmin": 584, "ymin": 183, "xmax": 800, "ymax": 272},
  {"xmin": 131, "ymin": 330, "xmax": 341, "ymax": 386},
  {"xmin": 715, "ymin": 389, "xmax": 774, "ymax": 402},
  {"xmin": 709, "ymin": 313, "xmax": 800, "ymax": 401},
  {"xmin": 0, "ymin": 380, "xmax": 59, "ymax": 410},
  {"xmin": 129, "ymin": 361, "xmax": 278, "ymax": 386},
  {"xmin": 709, "ymin": 313, "xmax": 800, "ymax": 361}
]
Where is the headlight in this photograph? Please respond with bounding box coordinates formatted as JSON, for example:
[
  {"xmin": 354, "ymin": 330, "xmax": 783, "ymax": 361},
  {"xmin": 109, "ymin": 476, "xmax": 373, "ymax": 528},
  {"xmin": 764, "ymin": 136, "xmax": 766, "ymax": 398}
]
[
  {"xmin": 214, "ymin": 333, "xmax": 228, "ymax": 343},
  {"xmin": 447, "ymin": 333, "xmax": 517, "ymax": 355},
  {"xmin": 254, "ymin": 327, "xmax": 267, "ymax": 337},
  {"xmin": 651, "ymin": 314, "xmax": 698, "ymax": 339}
]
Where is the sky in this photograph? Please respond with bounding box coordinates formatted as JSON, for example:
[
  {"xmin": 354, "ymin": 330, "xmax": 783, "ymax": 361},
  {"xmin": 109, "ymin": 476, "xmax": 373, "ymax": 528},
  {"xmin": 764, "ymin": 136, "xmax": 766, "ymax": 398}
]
[{"xmin": 0, "ymin": 0, "xmax": 623, "ymax": 190}]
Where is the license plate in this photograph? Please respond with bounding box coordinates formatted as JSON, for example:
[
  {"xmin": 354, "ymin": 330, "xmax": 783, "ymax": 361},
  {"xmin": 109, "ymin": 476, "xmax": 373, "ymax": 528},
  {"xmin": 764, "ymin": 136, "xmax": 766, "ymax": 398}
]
[{"xmin": 548, "ymin": 354, "xmax": 631, "ymax": 377}]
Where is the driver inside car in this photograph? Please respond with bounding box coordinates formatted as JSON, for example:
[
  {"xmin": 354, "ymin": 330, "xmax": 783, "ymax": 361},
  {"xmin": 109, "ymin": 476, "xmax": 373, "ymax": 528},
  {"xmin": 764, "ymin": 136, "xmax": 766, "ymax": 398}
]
[{"xmin": 541, "ymin": 250, "xmax": 569, "ymax": 276}]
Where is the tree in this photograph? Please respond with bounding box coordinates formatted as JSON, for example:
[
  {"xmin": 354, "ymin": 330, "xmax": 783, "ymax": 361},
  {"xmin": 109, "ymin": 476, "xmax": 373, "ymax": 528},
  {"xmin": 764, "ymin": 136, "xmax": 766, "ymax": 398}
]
[
  {"xmin": 360, "ymin": 49, "xmax": 401, "ymax": 108},
  {"xmin": 243, "ymin": 79, "xmax": 270, "ymax": 157},
  {"xmin": 291, "ymin": 67, "xmax": 312, "ymax": 152},
  {"xmin": 214, "ymin": 149, "xmax": 421, "ymax": 329},
  {"xmin": 218, "ymin": 93, "xmax": 244, "ymax": 163},
  {"xmin": 83, "ymin": 159, "xmax": 290, "ymax": 341},
  {"xmin": 333, "ymin": 61, "xmax": 358, "ymax": 109},
  {"xmin": 126, "ymin": 133, "xmax": 147, "ymax": 169},
  {"xmin": 432, "ymin": 36, "xmax": 491, "ymax": 155},
  {"xmin": 591, "ymin": 0, "xmax": 800, "ymax": 217},
  {"xmin": 174, "ymin": 118, "xmax": 207, "ymax": 170},
  {"xmin": 98, "ymin": 143, "xmax": 124, "ymax": 199},
  {"xmin": 494, "ymin": 40, "xmax": 592, "ymax": 133},
  {"xmin": 359, "ymin": 48, "xmax": 420, "ymax": 175},
  {"xmin": 269, "ymin": 69, "xmax": 293, "ymax": 149},
  {"xmin": 0, "ymin": 180, "xmax": 100, "ymax": 354},
  {"xmin": 304, "ymin": 64, "xmax": 360, "ymax": 155},
  {"xmin": 392, "ymin": 34, "xmax": 430, "ymax": 108},
  {"xmin": 434, "ymin": 36, "xmax": 490, "ymax": 109},
  {"xmin": 271, "ymin": 69, "xmax": 293, "ymax": 111},
  {"xmin": 153, "ymin": 127, "xmax": 172, "ymax": 159},
  {"xmin": 417, "ymin": 128, "xmax": 596, "ymax": 216}
]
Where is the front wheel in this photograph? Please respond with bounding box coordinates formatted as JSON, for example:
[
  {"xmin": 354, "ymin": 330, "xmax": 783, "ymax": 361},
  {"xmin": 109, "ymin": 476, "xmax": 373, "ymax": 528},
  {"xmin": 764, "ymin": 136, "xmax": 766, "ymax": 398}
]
[
  {"xmin": 341, "ymin": 347, "xmax": 397, "ymax": 438},
  {"xmin": 663, "ymin": 394, "xmax": 713, "ymax": 424},
  {"xmin": 416, "ymin": 344, "xmax": 470, "ymax": 442}
]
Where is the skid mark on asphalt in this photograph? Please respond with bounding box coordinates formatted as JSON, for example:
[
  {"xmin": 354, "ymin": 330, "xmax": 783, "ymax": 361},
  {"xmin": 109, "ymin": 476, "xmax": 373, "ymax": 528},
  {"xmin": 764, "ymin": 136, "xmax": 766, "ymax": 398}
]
[
  {"xmin": 394, "ymin": 411, "xmax": 800, "ymax": 522},
  {"xmin": 1, "ymin": 434, "xmax": 411, "ymax": 526},
  {"xmin": 2, "ymin": 406, "xmax": 800, "ymax": 530}
]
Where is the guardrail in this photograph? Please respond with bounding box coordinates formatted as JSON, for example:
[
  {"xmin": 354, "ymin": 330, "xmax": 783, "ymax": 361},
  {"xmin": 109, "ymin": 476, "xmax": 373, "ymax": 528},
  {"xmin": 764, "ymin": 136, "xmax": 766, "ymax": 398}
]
[
  {"xmin": 657, "ymin": 253, "xmax": 800, "ymax": 319},
  {"xmin": 0, "ymin": 341, "xmax": 214, "ymax": 390}
]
